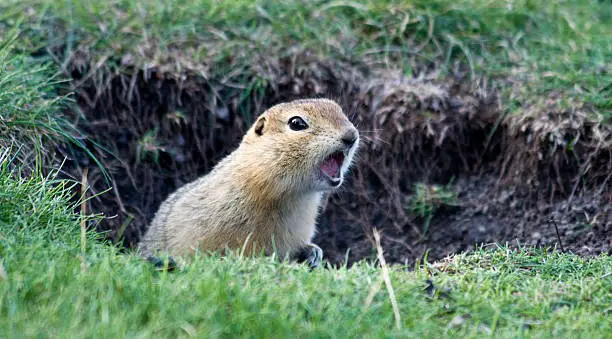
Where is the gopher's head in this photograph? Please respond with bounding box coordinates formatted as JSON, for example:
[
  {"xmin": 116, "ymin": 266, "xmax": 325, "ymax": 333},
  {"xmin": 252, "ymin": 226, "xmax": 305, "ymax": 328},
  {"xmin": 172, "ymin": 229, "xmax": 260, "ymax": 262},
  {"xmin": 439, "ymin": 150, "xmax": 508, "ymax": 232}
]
[{"xmin": 242, "ymin": 98, "xmax": 360, "ymax": 194}]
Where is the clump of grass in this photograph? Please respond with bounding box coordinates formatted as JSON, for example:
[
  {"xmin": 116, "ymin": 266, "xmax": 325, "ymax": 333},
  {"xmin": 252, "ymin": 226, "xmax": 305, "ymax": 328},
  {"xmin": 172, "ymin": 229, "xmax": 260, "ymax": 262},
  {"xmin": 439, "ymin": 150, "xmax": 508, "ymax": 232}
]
[
  {"xmin": 0, "ymin": 33, "xmax": 68, "ymax": 167},
  {"xmin": 407, "ymin": 182, "xmax": 458, "ymax": 235},
  {"xmin": 0, "ymin": 31, "xmax": 106, "ymax": 178},
  {"xmin": 135, "ymin": 128, "xmax": 165, "ymax": 166},
  {"xmin": 0, "ymin": 149, "xmax": 100, "ymax": 249},
  {"xmin": 0, "ymin": 31, "xmax": 105, "ymax": 252}
]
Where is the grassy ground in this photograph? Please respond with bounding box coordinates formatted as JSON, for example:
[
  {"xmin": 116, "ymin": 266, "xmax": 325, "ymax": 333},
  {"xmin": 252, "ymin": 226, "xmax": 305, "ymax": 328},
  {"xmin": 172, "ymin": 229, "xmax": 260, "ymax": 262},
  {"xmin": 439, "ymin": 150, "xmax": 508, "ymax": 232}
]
[
  {"xmin": 1, "ymin": 1, "xmax": 612, "ymax": 337},
  {"xmin": 0, "ymin": 31, "xmax": 104, "ymax": 176},
  {"xmin": 0, "ymin": 32, "xmax": 69, "ymax": 165},
  {"xmin": 2, "ymin": 0, "xmax": 611, "ymax": 117},
  {"xmin": 0, "ymin": 155, "xmax": 610, "ymax": 337}
]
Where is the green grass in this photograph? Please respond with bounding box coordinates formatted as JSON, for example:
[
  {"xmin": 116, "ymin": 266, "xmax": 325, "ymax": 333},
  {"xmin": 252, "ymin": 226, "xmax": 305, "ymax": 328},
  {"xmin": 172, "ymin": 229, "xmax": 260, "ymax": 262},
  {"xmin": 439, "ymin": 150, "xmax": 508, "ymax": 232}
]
[
  {"xmin": 1, "ymin": 137, "xmax": 610, "ymax": 337},
  {"xmin": 0, "ymin": 156, "xmax": 610, "ymax": 337},
  {"xmin": 0, "ymin": 153, "xmax": 610, "ymax": 338},
  {"xmin": 407, "ymin": 182, "xmax": 459, "ymax": 235},
  {"xmin": 0, "ymin": 32, "xmax": 71, "ymax": 165},
  {"xmin": 2, "ymin": 0, "xmax": 611, "ymax": 117},
  {"xmin": 0, "ymin": 32, "xmax": 107, "ymax": 178}
]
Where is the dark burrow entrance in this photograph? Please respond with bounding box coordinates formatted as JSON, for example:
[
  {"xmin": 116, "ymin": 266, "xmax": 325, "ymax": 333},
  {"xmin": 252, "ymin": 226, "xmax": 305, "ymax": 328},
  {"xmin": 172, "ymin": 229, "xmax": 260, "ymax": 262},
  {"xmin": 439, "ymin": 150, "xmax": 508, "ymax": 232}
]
[{"xmin": 56, "ymin": 54, "xmax": 611, "ymax": 266}]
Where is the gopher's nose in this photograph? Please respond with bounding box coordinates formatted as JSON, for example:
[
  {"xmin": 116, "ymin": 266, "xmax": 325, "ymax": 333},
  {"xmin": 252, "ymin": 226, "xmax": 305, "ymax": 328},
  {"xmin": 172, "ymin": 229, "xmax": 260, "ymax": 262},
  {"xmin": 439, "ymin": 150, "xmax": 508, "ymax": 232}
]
[{"xmin": 341, "ymin": 128, "xmax": 358, "ymax": 147}]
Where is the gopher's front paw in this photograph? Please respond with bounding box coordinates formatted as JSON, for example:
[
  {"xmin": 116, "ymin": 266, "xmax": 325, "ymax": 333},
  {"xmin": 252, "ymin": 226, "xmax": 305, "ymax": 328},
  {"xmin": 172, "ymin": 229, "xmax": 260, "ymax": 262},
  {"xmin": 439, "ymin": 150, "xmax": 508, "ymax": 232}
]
[
  {"xmin": 146, "ymin": 256, "xmax": 178, "ymax": 271},
  {"xmin": 294, "ymin": 243, "xmax": 323, "ymax": 269}
]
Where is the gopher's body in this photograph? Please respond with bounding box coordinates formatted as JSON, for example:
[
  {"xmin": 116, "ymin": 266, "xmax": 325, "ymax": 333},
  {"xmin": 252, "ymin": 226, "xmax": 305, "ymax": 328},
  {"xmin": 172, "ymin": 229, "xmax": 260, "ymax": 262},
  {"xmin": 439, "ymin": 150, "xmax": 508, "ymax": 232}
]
[{"xmin": 138, "ymin": 98, "xmax": 359, "ymax": 263}]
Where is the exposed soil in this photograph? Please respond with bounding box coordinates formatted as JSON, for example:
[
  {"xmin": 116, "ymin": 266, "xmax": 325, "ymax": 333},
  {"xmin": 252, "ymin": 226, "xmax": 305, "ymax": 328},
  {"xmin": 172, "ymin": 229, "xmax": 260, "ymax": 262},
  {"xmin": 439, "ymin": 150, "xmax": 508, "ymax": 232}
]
[
  {"xmin": 51, "ymin": 51, "xmax": 611, "ymax": 266},
  {"xmin": 318, "ymin": 174, "xmax": 611, "ymax": 266}
]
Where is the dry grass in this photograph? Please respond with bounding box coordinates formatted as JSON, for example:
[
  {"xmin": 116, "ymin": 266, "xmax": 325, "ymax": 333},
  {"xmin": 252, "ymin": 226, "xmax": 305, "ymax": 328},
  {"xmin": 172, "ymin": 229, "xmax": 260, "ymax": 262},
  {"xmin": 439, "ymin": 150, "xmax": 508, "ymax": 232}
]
[{"xmin": 373, "ymin": 228, "xmax": 402, "ymax": 329}]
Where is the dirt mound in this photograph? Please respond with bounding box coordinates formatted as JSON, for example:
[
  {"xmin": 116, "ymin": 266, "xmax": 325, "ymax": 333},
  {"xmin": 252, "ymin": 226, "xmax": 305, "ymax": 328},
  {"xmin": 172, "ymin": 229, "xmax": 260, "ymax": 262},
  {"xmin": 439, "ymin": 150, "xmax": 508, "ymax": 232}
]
[{"xmin": 54, "ymin": 51, "xmax": 611, "ymax": 266}]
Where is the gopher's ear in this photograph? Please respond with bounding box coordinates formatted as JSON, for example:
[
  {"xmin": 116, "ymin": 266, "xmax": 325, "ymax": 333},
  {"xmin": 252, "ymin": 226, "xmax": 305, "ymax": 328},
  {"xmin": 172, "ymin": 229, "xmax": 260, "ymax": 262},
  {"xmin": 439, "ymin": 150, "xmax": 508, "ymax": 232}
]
[{"xmin": 254, "ymin": 117, "xmax": 266, "ymax": 136}]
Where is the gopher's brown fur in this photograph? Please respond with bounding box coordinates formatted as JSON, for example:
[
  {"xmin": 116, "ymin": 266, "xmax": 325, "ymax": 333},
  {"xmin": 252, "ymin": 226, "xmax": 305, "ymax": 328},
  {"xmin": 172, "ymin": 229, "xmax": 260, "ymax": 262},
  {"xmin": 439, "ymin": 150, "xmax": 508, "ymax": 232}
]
[{"xmin": 137, "ymin": 98, "xmax": 359, "ymax": 265}]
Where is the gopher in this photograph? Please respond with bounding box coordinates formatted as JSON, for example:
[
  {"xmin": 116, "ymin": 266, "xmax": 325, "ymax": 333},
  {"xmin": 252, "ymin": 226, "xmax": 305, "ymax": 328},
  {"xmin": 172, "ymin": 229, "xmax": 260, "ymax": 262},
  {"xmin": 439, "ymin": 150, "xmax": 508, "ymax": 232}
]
[{"xmin": 137, "ymin": 98, "xmax": 359, "ymax": 268}]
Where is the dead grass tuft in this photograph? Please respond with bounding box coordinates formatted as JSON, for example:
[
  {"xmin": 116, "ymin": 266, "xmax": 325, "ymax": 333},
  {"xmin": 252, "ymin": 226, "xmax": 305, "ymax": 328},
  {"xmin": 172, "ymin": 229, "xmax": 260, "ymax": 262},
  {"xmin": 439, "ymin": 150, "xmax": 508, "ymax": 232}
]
[{"xmin": 502, "ymin": 91, "xmax": 612, "ymax": 199}]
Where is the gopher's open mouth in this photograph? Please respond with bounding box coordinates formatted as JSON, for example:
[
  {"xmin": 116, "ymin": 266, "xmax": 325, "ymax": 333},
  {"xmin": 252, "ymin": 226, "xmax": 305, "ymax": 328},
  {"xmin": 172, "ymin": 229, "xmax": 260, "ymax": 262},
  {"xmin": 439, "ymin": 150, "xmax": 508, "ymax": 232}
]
[{"xmin": 319, "ymin": 151, "xmax": 345, "ymax": 186}]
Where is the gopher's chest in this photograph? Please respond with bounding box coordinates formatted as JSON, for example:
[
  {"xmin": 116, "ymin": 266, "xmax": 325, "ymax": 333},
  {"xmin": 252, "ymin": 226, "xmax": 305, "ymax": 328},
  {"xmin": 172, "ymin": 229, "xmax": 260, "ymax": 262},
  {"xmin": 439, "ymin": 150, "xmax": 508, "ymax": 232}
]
[{"xmin": 244, "ymin": 192, "xmax": 322, "ymax": 255}]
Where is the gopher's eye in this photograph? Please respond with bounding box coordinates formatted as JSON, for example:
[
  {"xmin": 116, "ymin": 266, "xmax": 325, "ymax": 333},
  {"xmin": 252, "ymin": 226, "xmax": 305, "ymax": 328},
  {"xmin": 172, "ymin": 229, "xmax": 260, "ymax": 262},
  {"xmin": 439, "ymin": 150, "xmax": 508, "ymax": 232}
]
[{"xmin": 288, "ymin": 116, "xmax": 308, "ymax": 131}]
